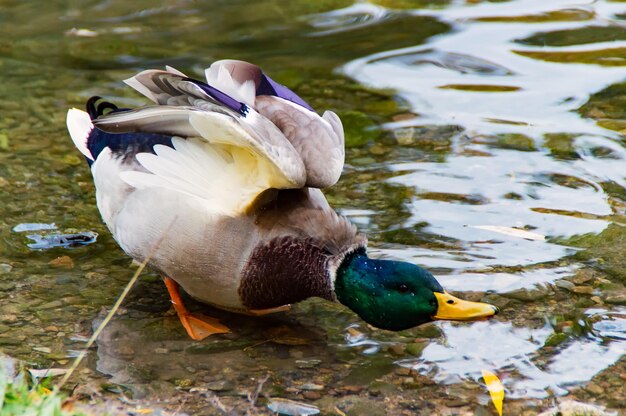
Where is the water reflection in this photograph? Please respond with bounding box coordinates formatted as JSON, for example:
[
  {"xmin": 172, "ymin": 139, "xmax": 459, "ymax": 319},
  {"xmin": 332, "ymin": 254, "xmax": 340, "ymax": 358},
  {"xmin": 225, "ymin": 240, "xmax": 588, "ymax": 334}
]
[
  {"xmin": 307, "ymin": 3, "xmax": 390, "ymax": 36},
  {"xmin": 398, "ymin": 312, "xmax": 626, "ymax": 399},
  {"xmin": 344, "ymin": 0, "xmax": 626, "ymax": 136}
]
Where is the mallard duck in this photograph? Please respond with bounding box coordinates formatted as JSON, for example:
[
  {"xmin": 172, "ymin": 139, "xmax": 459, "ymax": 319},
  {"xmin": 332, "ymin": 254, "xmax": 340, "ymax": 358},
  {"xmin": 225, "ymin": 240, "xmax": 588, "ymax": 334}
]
[{"xmin": 67, "ymin": 60, "xmax": 497, "ymax": 340}]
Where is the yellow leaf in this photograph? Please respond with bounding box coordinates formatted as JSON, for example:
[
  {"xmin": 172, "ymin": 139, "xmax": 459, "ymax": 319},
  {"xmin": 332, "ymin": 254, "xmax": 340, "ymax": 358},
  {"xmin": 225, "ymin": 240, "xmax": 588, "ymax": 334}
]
[
  {"xmin": 482, "ymin": 369, "xmax": 504, "ymax": 416},
  {"xmin": 334, "ymin": 406, "xmax": 347, "ymax": 416}
]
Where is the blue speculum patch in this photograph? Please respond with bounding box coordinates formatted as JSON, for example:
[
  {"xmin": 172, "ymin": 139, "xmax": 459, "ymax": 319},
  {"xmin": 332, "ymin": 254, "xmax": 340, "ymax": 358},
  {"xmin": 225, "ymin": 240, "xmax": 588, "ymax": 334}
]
[
  {"xmin": 184, "ymin": 77, "xmax": 249, "ymax": 115},
  {"xmin": 187, "ymin": 71, "xmax": 314, "ymax": 114},
  {"xmin": 86, "ymin": 128, "xmax": 174, "ymax": 165},
  {"xmin": 257, "ymin": 73, "xmax": 314, "ymax": 112}
]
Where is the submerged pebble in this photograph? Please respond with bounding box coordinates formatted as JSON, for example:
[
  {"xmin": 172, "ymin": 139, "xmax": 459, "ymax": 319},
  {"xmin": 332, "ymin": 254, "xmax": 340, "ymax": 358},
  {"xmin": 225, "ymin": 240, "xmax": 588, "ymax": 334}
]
[
  {"xmin": 302, "ymin": 391, "xmax": 321, "ymax": 400},
  {"xmin": 0, "ymin": 352, "xmax": 19, "ymax": 381},
  {"xmin": 537, "ymin": 400, "xmax": 616, "ymax": 416},
  {"xmin": 295, "ymin": 359, "xmax": 321, "ymax": 369},
  {"xmin": 571, "ymin": 286, "xmax": 594, "ymax": 295},
  {"xmin": 504, "ymin": 286, "xmax": 552, "ymax": 301},
  {"xmin": 300, "ymin": 383, "xmax": 324, "ymax": 391},
  {"xmin": 555, "ymin": 280, "xmax": 575, "ymax": 291},
  {"xmin": 604, "ymin": 292, "xmax": 626, "ymax": 305},
  {"xmin": 205, "ymin": 380, "xmax": 233, "ymax": 391},
  {"xmin": 48, "ymin": 256, "xmax": 74, "ymax": 268},
  {"xmin": 267, "ymin": 398, "xmax": 320, "ymax": 415}
]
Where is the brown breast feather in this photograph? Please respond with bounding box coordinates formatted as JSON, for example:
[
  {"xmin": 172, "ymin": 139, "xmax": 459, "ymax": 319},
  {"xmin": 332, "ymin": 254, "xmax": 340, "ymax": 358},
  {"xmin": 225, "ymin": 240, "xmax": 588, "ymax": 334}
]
[{"xmin": 239, "ymin": 189, "xmax": 366, "ymax": 309}]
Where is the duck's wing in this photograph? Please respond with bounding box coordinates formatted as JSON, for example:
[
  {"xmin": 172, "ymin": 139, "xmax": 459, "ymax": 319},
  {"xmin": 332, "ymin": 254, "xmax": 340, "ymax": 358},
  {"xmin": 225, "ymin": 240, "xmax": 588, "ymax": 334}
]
[
  {"xmin": 130, "ymin": 60, "xmax": 346, "ymax": 189},
  {"xmin": 93, "ymin": 105, "xmax": 306, "ymax": 191},
  {"xmin": 206, "ymin": 60, "xmax": 345, "ymax": 189},
  {"xmin": 108, "ymin": 67, "xmax": 307, "ymax": 185},
  {"xmin": 70, "ymin": 68, "xmax": 309, "ymax": 216}
]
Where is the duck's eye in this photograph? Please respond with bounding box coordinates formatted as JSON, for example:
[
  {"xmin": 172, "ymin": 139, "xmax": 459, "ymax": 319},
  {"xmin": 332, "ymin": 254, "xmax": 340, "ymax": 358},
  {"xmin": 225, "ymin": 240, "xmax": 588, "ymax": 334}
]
[
  {"xmin": 398, "ymin": 284, "xmax": 410, "ymax": 293},
  {"xmin": 447, "ymin": 299, "xmax": 455, "ymax": 304}
]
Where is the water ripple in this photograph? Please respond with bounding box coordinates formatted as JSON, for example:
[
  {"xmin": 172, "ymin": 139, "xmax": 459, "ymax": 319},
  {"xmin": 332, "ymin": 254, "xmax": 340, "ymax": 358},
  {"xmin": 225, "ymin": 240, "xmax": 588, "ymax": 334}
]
[{"xmin": 307, "ymin": 3, "xmax": 390, "ymax": 36}]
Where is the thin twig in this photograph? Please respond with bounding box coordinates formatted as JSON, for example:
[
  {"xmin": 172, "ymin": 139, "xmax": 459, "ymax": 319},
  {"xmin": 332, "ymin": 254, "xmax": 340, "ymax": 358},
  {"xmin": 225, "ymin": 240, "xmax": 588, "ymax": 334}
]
[
  {"xmin": 247, "ymin": 374, "xmax": 269, "ymax": 407},
  {"xmin": 207, "ymin": 394, "xmax": 229, "ymax": 414},
  {"xmin": 172, "ymin": 396, "xmax": 187, "ymax": 416},
  {"xmin": 55, "ymin": 218, "xmax": 176, "ymax": 392}
]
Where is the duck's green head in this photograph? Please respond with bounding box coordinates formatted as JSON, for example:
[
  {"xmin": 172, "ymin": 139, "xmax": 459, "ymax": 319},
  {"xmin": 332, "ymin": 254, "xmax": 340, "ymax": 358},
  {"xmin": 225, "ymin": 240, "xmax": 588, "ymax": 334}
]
[{"xmin": 334, "ymin": 250, "xmax": 498, "ymax": 331}]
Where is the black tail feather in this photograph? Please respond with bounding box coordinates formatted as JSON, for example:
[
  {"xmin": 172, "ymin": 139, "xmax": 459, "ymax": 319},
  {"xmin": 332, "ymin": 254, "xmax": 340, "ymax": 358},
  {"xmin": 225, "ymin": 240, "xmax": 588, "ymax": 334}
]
[
  {"xmin": 86, "ymin": 96, "xmax": 120, "ymax": 120},
  {"xmin": 84, "ymin": 96, "xmax": 172, "ymax": 164}
]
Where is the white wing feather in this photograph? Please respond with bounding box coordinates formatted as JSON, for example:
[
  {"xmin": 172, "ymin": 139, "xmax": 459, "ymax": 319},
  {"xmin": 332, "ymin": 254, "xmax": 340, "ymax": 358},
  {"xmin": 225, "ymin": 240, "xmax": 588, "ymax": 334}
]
[
  {"xmin": 120, "ymin": 137, "xmax": 267, "ymax": 215},
  {"xmin": 66, "ymin": 108, "xmax": 94, "ymax": 160},
  {"xmin": 205, "ymin": 61, "xmax": 257, "ymax": 107}
]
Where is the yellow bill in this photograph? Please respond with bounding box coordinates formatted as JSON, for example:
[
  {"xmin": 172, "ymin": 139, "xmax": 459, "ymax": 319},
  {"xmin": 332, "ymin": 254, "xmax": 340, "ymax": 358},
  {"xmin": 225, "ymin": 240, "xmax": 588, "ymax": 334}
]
[
  {"xmin": 433, "ymin": 291, "xmax": 499, "ymax": 321},
  {"xmin": 482, "ymin": 369, "xmax": 504, "ymax": 416}
]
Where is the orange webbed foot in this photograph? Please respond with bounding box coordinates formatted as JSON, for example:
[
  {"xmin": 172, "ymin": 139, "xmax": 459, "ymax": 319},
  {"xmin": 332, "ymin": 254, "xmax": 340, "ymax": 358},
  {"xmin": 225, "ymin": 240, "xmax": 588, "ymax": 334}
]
[{"xmin": 164, "ymin": 277, "xmax": 230, "ymax": 341}]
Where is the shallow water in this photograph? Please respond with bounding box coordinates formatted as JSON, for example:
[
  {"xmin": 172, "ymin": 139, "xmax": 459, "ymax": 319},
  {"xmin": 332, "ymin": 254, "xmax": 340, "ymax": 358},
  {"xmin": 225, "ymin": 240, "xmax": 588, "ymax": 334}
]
[{"xmin": 1, "ymin": 0, "xmax": 625, "ymax": 414}]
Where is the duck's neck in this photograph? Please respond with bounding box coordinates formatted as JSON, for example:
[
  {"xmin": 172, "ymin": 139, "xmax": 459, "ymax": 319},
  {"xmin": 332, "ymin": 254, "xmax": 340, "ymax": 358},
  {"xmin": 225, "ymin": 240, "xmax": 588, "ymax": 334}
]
[
  {"xmin": 333, "ymin": 249, "xmax": 381, "ymax": 312},
  {"xmin": 239, "ymin": 237, "xmax": 336, "ymax": 309}
]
